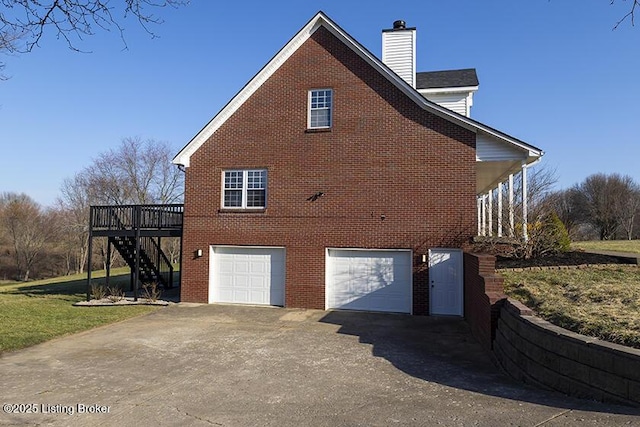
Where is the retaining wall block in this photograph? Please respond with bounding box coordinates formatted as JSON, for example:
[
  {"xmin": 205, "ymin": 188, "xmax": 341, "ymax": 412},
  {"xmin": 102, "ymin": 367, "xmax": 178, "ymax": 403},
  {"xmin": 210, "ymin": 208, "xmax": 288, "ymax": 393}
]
[
  {"xmin": 588, "ymin": 366, "xmax": 630, "ymax": 400},
  {"xmin": 495, "ymin": 299, "xmax": 640, "ymax": 406}
]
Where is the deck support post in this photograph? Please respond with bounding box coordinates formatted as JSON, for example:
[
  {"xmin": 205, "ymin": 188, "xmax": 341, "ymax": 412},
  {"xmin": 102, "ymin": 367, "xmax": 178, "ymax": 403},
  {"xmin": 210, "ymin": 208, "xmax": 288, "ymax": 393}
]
[
  {"xmin": 157, "ymin": 236, "xmax": 162, "ymax": 286},
  {"xmin": 86, "ymin": 206, "xmax": 94, "ymax": 301},
  {"xmin": 133, "ymin": 206, "xmax": 141, "ymax": 301},
  {"xmin": 105, "ymin": 238, "xmax": 112, "ymax": 289}
]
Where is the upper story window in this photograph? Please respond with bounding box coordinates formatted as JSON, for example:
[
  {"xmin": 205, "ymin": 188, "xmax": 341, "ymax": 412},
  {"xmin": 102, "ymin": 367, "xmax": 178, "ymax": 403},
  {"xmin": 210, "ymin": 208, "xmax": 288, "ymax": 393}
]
[
  {"xmin": 223, "ymin": 169, "xmax": 267, "ymax": 209},
  {"xmin": 308, "ymin": 89, "xmax": 332, "ymax": 129}
]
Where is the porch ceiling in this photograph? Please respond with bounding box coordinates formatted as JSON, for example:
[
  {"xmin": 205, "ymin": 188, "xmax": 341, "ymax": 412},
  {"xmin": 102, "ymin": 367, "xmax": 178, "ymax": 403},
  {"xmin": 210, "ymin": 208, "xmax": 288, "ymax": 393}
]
[
  {"xmin": 476, "ymin": 159, "xmax": 533, "ymax": 195},
  {"xmin": 474, "ymin": 129, "xmax": 543, "ymax": 195}
]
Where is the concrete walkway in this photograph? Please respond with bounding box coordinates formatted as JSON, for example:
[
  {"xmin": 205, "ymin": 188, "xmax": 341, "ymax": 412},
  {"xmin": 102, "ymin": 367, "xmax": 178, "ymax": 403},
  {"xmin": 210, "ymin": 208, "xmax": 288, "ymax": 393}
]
[{"xmin": 1, "ymin": 304, "xmax": 639, "ymax": 426}]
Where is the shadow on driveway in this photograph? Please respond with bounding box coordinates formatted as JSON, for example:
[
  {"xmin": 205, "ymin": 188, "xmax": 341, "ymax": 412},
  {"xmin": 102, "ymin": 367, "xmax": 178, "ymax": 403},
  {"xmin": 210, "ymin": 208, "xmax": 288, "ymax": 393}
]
[{"xmin": 319, "ymin": 310, "xmax": 640, "ymax": 416}]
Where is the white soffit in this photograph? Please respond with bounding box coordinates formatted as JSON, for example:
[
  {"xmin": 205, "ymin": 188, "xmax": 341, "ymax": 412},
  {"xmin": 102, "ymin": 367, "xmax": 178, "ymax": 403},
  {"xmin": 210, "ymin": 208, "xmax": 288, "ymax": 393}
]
[{"xmin": 476, "ymin": 131, "xmax": 532, "ymax": 162}]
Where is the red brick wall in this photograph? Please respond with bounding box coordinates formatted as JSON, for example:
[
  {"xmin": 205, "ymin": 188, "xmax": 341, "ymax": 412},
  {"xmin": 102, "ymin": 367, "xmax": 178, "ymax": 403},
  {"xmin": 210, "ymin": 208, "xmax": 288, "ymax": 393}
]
[
  {"xmin": 463, "ymin": 253, "xmax": 506, "ymax": 348},
  {"xmin": 181, "ymin": 26, "xmax": 477, "ymax": 313}
]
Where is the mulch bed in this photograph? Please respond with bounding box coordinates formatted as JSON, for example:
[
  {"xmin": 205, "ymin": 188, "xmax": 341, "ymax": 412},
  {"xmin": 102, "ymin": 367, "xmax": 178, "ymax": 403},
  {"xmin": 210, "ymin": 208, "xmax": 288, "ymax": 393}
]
[{"xmin": 495, "ymin": 251, "xmax": 633, "ymax": 269}]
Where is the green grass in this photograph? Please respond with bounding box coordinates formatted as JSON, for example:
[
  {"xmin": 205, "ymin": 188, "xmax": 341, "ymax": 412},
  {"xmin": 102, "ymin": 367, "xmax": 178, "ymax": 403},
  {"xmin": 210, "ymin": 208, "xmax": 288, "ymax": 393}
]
[
  {"xmin": 0, "ymin": 269, "xmax": 161, "ymax": 353},
  {"xmin": 500, "ymin": 265, "xmax": 640, "ymax": 349},
  {"xmin": 571, "ymin": 239, "xmax": 640, "ymax": 254}
]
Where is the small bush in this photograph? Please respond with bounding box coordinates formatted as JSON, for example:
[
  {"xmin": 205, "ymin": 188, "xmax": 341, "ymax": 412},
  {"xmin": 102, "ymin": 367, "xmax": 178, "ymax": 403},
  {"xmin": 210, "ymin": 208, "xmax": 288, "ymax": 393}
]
[
  {"xmin": 549, "ymin": 212, "xmax": 571, "ymax": 252},
  {"xmin": 141, "ymin": 282, "xmax": 162, "ymax": 302},
  {"xmin": 106, "ymin": 286, "xmax": 125, "ymax": 303},
  {"xmin": 506, "ymin": 212, "xmax": 572, "ymax": 259},
  {"xmin": 90, "ymin": 283, "xmax": 107, "ymax": 300}
]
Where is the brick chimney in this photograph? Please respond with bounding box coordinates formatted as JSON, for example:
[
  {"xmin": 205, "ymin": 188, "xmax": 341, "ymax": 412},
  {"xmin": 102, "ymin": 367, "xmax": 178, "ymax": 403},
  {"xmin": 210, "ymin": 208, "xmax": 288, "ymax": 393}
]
[{"xmin": 382, "ymin": 20, "xmax": 416, "ymax": 88}]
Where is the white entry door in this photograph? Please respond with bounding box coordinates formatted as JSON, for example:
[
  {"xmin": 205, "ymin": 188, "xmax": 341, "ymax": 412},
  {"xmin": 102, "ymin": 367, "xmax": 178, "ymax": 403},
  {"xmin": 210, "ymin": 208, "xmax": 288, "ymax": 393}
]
[
  {"xmin": 210, "ymin": 246, "xmax": 285, "ymax": 306},
  {"xmin": 429, "ymin": 249, "xmax": 463, "ymax": 316}
]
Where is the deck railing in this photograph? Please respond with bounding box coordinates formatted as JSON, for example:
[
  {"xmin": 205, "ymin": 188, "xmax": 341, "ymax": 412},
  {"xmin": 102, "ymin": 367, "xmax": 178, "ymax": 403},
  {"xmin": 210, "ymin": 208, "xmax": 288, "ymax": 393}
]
[{"xmin": 91, "ymin": 204, "xmax": 184, "ymax": 230}]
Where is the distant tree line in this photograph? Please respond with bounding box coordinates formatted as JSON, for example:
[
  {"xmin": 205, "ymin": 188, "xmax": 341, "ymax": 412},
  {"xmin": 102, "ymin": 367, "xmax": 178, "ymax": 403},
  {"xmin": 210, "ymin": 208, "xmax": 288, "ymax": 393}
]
[
  {"xmin": 548, "ymin": 173, "xmax": 640, "ymax": 241},
  {"xmin": 0, "ymin": 137, "xmax": 183, "ymax": 281},
  {"xmin": 2, "ymin": 146, "xmax": 639, "ymax": 279},
  {"xmin": 478, "ymin": 168, "xmax": 639, "ymax": 259}
]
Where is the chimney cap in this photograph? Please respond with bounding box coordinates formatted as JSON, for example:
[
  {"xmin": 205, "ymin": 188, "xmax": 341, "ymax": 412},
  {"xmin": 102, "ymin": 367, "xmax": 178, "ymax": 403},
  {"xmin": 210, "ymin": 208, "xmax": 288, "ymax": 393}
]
[{"xmin": 393, "ymin": 20, "xmax": 406, "ymax": 29}]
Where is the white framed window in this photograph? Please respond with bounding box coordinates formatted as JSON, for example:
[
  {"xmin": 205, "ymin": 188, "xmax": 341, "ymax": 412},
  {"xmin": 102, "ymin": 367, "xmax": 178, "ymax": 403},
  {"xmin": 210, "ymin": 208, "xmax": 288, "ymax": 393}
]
[
  {"xmin": 222, "ymin": 169, "xmax": 267, "ymax": 209},
  {"xmin": 308, "ymin": 89, "xmax": 332, "ymax": 129}
]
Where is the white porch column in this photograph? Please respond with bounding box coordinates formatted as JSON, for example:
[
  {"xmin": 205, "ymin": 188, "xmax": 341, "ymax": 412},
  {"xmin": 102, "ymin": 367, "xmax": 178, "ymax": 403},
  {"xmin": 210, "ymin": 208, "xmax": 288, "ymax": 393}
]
[
  {"xmin": 477, "ymin": 197, "xmax": 482, "ymax": 235},
  {"xmin": 522, "ymin": 162, "xmax": 528, "ymax": 241},
  {"xmin": 481, "ymin": 194, "xmax": 487, "ymax": 236},
  {"xmin": 487, "ymin": 190, "xmax": 493, "ymax": 237},
  {"xmin": 497, "ymin": 181, "xmax": 503, "ymax": 237},
  {"xmin": 508, "ymin": 174, "xmax": 515, "ymax": 237}
]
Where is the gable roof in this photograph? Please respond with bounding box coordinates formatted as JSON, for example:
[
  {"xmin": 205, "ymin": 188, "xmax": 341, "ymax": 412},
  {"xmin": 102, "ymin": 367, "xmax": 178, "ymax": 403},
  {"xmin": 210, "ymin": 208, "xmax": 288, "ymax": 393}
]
[
  {"xmin": 173, "ymin": 11, "xmax": 543, "ymax": 168},
  {"xmin": 416, "ymin": 69, "xmax": 479, "ymax": 90}
]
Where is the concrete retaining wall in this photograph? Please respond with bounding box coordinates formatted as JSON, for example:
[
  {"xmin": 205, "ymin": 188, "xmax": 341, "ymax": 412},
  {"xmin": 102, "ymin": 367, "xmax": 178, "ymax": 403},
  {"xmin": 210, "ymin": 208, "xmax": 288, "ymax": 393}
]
[{"xmin": 494, "ymin": 299, "xmax": 640, "ymax": 406}]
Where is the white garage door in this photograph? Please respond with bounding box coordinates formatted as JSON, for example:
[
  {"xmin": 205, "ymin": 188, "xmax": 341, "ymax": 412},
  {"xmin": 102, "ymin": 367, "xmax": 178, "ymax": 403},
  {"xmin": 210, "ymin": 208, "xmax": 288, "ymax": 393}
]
[
  {"xmin": 210, "ymin": 246, "xmax": 285, "ymax": 306},
  {"xmin": 326, "ymin": 249, "xmax": 412, "ymax": 313}
]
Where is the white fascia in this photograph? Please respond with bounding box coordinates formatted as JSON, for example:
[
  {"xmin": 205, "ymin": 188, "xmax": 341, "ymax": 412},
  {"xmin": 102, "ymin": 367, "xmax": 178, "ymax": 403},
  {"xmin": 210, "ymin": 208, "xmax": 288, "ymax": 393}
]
[{"xmin": 418, "ymin": 85, "xmax": 479, "ymax": 95}]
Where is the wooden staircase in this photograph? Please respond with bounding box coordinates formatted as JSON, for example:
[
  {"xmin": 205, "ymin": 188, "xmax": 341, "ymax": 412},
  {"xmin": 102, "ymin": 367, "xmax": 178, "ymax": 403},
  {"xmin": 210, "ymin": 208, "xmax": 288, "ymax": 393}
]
[
  {"xmin": 87, "ymin": 204, "xmax": 183, "ymax": 300},
  {"xmin": 109, "ymin": 235, "xmax": 173, "ymax": 288}
]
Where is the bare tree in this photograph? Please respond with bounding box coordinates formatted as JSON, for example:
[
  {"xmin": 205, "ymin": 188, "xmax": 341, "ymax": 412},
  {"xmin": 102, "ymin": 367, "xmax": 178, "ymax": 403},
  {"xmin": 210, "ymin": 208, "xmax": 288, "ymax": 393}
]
[
  {"xmin": 0, "ymin": 1, "xmax": 187, "ymax": 76},
  {"xmin": 613, "ymin": 177, "xmax": 640, "ymax": 240},
  {"xmin": 546, "ymin": 187, "xmax": 585, "ymax": 239},
  {"xmin": 0, "ymin": 192, "xmax": 56, "ymax": 281},
  {"xmin": 83, "ymin": 137, "xmax": 184, "ymax": 205},
  {"xmin": 477, "ymin": 165, "xmax": 561, "ymax": 259},
  {"xmin": 57, "ymin": 173, "xmax": 93, "ymax": 274},
  {"xmin": 1, "ymin": 1, "xmax": 187, "ymax": 52},
  {"xmin": 572, "ymin": 173, "xmax": 638, "ymax": 240},
  {"xmin": 59, "ymin": 137, "xmax": 183, "ymax": 273},
  {"xmin": 496, "ymin": 165, "xmax": 559, "ymax": 233},
  {"xmin": 0, "ymin": 30, "xmax": 20, "ymax": 79},
  {"xmin": 613, "ymin": 0, "xmax": 640, "ymax": 28}
]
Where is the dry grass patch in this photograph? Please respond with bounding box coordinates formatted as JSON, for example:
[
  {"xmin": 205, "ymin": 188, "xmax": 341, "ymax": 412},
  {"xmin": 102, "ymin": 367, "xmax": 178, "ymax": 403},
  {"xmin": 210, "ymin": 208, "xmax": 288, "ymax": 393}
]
[
  {"xmin": 500, "ymin": 265, "xmax": 640, "ymax": 349},
  {"xmin": 571, "ymin": 240, "xmax": 640, "ymax": 254}
]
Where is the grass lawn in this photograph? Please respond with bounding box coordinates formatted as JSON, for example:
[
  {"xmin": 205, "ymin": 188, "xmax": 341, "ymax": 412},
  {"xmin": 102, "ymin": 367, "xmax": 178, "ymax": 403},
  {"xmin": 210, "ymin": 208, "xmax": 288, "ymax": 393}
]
[
  {"xmin": 0, "ymin": 269, "xmax": 161, "ymax": 353},
  {"xmin": 571, "ymin": 239, "xmax": 640, "ymax": 254},
  {"xmin": 500, "ymin": 265, "xmax": 640, "ymax": 349}
]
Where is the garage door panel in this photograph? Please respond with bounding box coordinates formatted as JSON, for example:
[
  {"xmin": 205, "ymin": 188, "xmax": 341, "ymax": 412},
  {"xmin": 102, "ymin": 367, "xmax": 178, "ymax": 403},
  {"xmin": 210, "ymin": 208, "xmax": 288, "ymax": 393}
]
[
  {"xmin": 250, "ymin": 262, "xmax": 266, "ymax": 275},
  {"xmin": 210, "ymin": 247, "xmax": 285, "ymax": 306},
  {"xmin": 327, "ymin": 249, "xmax": 412, "ymax": 313}
]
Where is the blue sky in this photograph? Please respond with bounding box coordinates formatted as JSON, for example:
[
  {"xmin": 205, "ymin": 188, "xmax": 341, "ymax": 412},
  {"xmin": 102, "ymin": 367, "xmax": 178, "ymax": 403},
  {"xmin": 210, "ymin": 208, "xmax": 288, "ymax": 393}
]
[{"xmin": 1, "ymin": 1, "xmax": 639, "ymax": 207}]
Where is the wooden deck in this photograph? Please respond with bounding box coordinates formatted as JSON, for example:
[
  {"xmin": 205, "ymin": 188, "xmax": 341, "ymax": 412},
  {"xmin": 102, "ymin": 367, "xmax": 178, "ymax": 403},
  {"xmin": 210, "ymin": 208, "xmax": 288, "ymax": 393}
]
[{"xmin": 87, "ymin": 204, "xmax": 184, "ymax": 301}]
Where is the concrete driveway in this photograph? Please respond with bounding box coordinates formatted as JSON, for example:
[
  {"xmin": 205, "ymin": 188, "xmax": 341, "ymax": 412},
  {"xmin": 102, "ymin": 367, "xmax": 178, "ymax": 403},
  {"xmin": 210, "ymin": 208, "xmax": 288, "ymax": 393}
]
[{"xmin": 1, "ymin": 304, "xmax": 639, "ymax": 426}]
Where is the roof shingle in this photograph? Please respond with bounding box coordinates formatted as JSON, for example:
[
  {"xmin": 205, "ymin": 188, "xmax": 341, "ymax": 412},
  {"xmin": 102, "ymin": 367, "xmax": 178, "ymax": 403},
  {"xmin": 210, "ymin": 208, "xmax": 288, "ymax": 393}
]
[{"xmin": 416, "ymin": 68, "xmax": 479, "ymax": 89}]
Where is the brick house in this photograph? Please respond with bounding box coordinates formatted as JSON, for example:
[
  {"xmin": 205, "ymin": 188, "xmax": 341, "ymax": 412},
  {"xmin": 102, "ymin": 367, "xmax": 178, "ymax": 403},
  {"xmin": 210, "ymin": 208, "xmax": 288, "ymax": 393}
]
[{"xmin": 172, "ymin": 11, "xmax": 543, "ymax": 315}]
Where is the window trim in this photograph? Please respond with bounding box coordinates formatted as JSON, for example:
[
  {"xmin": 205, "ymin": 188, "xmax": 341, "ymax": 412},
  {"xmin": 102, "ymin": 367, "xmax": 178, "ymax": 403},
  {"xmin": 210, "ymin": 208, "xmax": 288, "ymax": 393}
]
[
  {"xmin": 307, "ymin": 88, "xmax": 333, "ymax": 129},
  {"xmin": 221, "ymin": 169, "xmax": 267, "ymax": 210}
]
